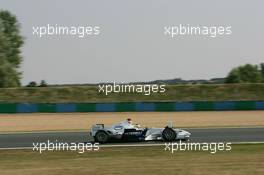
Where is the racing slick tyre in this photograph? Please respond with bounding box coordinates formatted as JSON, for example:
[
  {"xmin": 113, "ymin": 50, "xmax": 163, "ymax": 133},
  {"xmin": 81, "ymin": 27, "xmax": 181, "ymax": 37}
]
[
  {"xmin": 162, "ymin": 127, "xmax": 177, "ymax": 141},
  {"xmin": 94, "ymin": 130, "xmax": 109, "ymax": 143}
]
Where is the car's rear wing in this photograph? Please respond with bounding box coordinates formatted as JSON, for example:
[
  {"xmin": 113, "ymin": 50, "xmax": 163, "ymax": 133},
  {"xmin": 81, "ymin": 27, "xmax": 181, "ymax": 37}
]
[
  {"xmin": 92, "ymin": 124, "xmax": 104, "ymax": 130},
  {"xmin": 91, "ymin": 124, "xmax": 105, "ymax": 136}
]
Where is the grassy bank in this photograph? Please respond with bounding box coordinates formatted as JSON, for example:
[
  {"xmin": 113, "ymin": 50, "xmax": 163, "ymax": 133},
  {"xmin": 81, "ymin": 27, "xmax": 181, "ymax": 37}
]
[
  {"xmin": 0, "ymin": 144, "xmax": 263, "ymax": 175},
  {"xmin": 0, "ymin": 84, "xmax": 264, "ymax": 103}
]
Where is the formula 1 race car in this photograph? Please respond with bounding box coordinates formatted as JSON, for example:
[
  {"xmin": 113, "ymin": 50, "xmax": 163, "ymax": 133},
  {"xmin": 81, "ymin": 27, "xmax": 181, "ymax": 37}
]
[{"xmin": 91, "ymin": 119, "xmax": 191, "ymax": 143}]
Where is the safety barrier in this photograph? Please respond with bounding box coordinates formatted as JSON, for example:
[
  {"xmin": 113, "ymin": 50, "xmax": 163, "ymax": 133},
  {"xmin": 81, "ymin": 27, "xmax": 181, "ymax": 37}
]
[{"xmin": 0, "ymin": 101, "xmax": 263, "ymax": 113}]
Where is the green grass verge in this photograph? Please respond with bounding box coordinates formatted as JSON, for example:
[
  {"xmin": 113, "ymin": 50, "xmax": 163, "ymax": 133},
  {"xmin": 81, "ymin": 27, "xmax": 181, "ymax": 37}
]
[
  {"xmin": 0, "ymin": 83, "xmax": 264, "ymax": 103},
  {"xmin": 0, "ymin": 144, "xmax": 263, "ymax": 175}
]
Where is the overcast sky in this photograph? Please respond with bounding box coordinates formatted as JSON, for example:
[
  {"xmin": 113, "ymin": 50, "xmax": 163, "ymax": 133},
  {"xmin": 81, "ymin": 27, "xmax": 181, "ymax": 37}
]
[{"xmin": 0, "ymin": 0, "xmax": 263, "ymax": 85}]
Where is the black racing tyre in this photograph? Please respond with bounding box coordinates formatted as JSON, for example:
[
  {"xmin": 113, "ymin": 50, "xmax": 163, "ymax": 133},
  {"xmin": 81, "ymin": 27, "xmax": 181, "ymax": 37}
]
[
  {"xmin": 94, "ymin": 131, "xmax": 109, "ymax": 143},
  {"xmin": 162, "ymin": 127, "xmax": 177, "ymax": 141}
]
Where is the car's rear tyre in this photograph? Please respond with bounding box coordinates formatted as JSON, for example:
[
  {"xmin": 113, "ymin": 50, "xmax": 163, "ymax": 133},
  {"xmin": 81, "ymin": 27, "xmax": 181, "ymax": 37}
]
[
  {"xmin": 162, "ymin": 127, "xmax": 177, "ymax": 141},
  {"xmin": 94, "ymin": 131, "xmax": 109, "ymax": 143}
]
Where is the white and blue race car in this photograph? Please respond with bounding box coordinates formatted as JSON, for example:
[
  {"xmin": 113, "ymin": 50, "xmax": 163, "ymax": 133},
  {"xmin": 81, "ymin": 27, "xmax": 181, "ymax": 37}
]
[{"xmin": 91, "ymin": 119, "xmax": 191, "ymax": 143}]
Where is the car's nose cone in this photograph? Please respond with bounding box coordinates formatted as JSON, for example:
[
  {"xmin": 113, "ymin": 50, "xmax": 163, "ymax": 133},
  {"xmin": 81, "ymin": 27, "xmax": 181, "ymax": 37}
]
[{"xmin": 181, "ymin": 130, "xmax": 191, "ymax": 137}]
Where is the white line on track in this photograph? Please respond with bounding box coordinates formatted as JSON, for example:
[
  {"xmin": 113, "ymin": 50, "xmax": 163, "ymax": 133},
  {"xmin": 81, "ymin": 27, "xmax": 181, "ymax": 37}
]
[{"xmin": 0, "ymin": 147, "xmax": 32, "ymax": 150}]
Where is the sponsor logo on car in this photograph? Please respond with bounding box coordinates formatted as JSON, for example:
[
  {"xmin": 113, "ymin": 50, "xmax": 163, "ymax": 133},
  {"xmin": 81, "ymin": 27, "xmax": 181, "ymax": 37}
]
[{"xmin": 123, "ymin": 131, "xmax": 143, "ymax": 136}]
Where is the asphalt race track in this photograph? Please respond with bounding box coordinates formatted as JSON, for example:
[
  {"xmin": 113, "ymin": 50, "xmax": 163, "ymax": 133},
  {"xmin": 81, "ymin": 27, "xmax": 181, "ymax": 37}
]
[{"xmin": 0, "ymin": 127, "xmax": 264, "ymax": 148}]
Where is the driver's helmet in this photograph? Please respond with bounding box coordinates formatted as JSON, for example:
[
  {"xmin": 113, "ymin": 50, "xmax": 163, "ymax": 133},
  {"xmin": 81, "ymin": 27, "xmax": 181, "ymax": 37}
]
[{"xmin": 127, "ymin": 118, "xmax": 132, "ymax": 124}]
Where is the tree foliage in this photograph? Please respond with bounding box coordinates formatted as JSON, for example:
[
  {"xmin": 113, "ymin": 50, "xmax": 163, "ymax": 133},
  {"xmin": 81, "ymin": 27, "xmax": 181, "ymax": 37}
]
[
  {"xmin": 39, "ymin": 80, "xmax": 48, "ymax": 87},
  {"xmin": 261, "ymin": 63, "xmax": 264, "ymax": 76},
  {"xmin": 0, "ymin": 10, "xmax": 23, "ymax": 87},
  {"xmin": 226, "ymin": 64, "xmax": 263, "ymax": 83},
  {"xmin": 26, "ymin": 81, "xmax": 37, "ymax": 87}
]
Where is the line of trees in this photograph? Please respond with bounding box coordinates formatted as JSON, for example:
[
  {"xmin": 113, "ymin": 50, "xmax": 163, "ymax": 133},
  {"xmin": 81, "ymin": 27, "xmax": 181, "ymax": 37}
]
[
  {"xmin": 0, "ymin": 10, "xmax": 23, "ymax": 87},
  {"xmin": 225, "ymin": 63, "xmax": 264, "ymax": 83},
  {"xmin": 26, "ymin": 80, "xmax": 48, "ymax": 87}
]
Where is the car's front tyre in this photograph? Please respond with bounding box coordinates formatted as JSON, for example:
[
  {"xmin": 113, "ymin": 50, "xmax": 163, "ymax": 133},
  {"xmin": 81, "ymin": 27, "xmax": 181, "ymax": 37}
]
[{"xmin": 162, "ymin": 127, "xmax": 177, "ymax": 141}]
